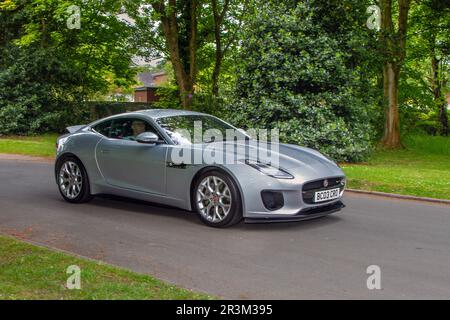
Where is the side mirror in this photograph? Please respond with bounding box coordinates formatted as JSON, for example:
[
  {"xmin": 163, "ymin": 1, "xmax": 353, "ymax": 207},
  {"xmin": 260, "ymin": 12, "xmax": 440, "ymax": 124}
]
[{"xmin": 136, "ymin": 132, "xmax": 159, "ymax": 144}]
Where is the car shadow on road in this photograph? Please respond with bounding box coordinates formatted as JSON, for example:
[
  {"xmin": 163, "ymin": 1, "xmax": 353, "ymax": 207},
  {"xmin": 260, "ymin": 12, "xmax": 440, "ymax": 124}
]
[
  {"xmin": 89, "ymin": 194, "xmax": 201, "ymax": 224},
  {"xmin": 85, "ymin": 194, "xmax": 343, "ymax": 231},
  {"xmin": 236, "ymin": 215, "xmax": 343, "ymax": 232}
]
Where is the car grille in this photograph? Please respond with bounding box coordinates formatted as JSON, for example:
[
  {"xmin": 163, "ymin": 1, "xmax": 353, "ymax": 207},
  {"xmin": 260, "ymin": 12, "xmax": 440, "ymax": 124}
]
[{"xmin": 302, "ymin": 176, "xmax": 345, "ymax": 204}]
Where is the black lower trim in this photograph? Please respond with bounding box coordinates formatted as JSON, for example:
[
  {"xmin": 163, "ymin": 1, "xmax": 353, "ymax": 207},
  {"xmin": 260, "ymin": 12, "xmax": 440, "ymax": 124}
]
[{"xmin": 244, "ymin": 201, "xmax": 345, "ymax": 224}]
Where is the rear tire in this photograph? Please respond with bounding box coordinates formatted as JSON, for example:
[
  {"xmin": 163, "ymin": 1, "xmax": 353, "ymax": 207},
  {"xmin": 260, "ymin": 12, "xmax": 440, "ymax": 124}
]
[
  {"xmin": 192, "ymin": 170, "xmax": 243, "ymax": 228},
  {"xmin": 56, "ymin": 156, "xmax": 93, "ymax": 203}
]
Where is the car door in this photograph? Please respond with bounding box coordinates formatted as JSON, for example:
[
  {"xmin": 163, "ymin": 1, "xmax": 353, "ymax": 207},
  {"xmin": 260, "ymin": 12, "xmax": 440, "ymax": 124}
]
[{"xmin": 95, "ymin": 117, "xmax": 168, "ymax": 196}]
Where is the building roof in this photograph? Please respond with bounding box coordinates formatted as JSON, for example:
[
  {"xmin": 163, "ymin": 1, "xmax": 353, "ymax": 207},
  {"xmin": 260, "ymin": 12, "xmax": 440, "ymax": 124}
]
[
  {"xmin": 134, "ymin": 86, "xmax": 158, "ymax": 91},
  {"xmin": 137, "ymin": 71, "xmax": 166, "ymax": 88}
]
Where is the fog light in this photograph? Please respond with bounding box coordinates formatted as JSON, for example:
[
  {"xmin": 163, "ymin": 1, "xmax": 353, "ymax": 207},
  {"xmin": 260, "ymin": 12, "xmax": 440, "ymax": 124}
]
[{"xmin": 261, "ymin": 191, "xmax": 284, "ymax": 211}]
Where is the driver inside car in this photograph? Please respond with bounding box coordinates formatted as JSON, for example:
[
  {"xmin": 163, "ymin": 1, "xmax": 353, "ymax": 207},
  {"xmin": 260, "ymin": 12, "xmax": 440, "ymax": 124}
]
[{"xmin": 124, "ymin": 120, "xmax": 146, "ymax": 140}]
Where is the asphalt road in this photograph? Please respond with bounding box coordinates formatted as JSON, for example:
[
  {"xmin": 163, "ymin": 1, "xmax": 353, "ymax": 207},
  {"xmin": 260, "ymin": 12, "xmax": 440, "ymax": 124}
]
[{"xmin": 1, "ymin": 159, "xmax": 449, "ymax": 299}]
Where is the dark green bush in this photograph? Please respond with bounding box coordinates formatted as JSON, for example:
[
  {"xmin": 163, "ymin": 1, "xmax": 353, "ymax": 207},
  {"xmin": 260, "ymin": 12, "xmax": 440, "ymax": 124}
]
[
  {"xmin": 228, "ymin": 1, "xmax": 378, "ymax": 162},
  {"xmin": 0, "ymin": 47, "xmax": 81, "ymax": 135},
  {"xmin": 153, "ymin": 85, "xmax": 228, "ymax": 119}
]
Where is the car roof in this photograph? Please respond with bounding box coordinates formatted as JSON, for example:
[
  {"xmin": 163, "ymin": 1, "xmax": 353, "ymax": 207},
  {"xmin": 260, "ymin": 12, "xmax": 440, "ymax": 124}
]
[
  {"xmin": 132, "ymin": 109, "xmax": 207, "ymax": 119},
  {"xmin": 88, "ymin": 109, "xmax": 214, "ymax": 128}
]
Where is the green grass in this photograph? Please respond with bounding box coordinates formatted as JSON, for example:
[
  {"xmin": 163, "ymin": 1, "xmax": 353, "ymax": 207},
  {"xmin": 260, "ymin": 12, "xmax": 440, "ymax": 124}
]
[
  {"xmin": 342, "ymin": 135, "xmax": 450, "ymax": 200},
  {"xmin": 0, "ymin": 235, "xmax": 212, "ymax": 300},
  {"xmin": 0, "ymin": 133, "xmax": 58, "ymax": 158}
]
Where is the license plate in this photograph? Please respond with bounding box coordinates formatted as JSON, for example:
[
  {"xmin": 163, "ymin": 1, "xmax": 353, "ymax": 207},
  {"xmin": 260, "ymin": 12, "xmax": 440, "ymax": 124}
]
[{"xmin": 314, "ymin": 188, "xmax": 340, "ymax": 203}]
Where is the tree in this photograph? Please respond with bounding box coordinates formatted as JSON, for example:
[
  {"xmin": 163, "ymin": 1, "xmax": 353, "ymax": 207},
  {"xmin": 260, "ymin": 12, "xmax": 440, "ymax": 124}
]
[
  {"xmin": 0, "ymin": 0, "xmax": 137, "ymax": 134},
  {"xmin": 398, "ymin": 0, "xmax": 449, "ymax": 136},
  {"xmin": 128, "ymin": 0, "xmax": 250, "ymax": 108},
  {"xmin": 414, "ymin": 0, "xmax": 449, "ymax": 136},
  {"xmin": 379, "ymin": 0, "xmax": 412, "ymax": 148},
  {"xmin": 210, "ymin": 0, "xmax": 249, "ymax": 96},
  {"xmin": 232, "ymin": 0, "xmax": 378, "ymax": 162},
  {"xmin": 1, "ymin": 0, "xmax": 137, "ymax": 97},
  {"xmin": 143, "ymin": 0, "xmax": 199, "ymax": 109}
]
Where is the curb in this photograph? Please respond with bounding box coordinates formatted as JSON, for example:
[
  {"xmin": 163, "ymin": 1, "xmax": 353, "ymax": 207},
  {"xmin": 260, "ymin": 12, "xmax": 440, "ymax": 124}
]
[
  {"xmin": 346, "ymin": 189, "xmax": 450, "ymax": 205},
  {"xmin": 0, "ymin": 153, "xmax": 54, "ymax": 163}
]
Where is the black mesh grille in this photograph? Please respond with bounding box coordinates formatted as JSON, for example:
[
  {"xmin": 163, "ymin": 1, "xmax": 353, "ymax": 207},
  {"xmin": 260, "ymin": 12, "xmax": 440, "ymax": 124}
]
[{"xmin": 302, "ymin": 176, "xmax": 345, "ymax": 204}]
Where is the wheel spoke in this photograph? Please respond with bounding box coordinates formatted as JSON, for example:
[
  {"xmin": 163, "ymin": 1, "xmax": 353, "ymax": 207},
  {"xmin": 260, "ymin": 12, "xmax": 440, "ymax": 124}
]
[
  {"xmin": 214, "ymin": 205, "xmax": 224, "ymax": 220},
  {"xmin": 63, "ymin": 163, "xmax": 70, "ymax": 175},
  {"xmin": 219, "ymin": 199, "xmax": 230, "ymax": 208},
  {"xmin": 206, "ymin": 179, "xmax": 214, "ymax": 193},
  {"xmin": 197, "ymin": 189, "xmax": 206, "ymax": 199},
  {"xmin": 213, "ymin": 177, "xmax": 219, "ymax": 192}
]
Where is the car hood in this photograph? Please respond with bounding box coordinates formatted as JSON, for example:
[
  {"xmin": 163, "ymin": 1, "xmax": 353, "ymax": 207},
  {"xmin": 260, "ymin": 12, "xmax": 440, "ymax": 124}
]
[{"xmin": 198, "ymin": 141, "xmax": 344, "ymax": 180}]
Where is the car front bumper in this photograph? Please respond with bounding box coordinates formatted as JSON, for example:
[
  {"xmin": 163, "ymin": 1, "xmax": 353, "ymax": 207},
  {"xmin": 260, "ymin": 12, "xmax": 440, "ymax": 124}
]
[{"xmin": 244, "ymin": 201, "xmax": 345, "ymax": 223}]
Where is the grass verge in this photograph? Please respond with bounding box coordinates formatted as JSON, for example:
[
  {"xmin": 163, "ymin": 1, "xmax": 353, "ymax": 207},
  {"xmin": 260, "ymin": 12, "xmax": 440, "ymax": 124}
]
[
  {"xmin": 342, "ymin": 135, "xmax": 450, "ymax": 200},
  {"xmin": 0, "ymin": 235, "xmax": 212, "ymax": 300},
  {"xmin": 0, "ymin": 133, "xmax": 58, "ymax": 158}
]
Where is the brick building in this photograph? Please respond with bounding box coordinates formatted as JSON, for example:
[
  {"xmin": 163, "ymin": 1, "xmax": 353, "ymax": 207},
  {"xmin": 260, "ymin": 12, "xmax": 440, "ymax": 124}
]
[{"xmin": 134, "ymin": 71, "xmax": 168, "ymax": 103}]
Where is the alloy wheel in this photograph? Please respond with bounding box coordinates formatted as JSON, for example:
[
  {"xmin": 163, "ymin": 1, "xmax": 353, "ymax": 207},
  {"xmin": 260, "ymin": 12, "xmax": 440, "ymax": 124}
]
[
  {"xmin": 59, "ymin": 161, "xmax": 83, "ymax": 199},
  {"xmin": 196, "ymin": 175, "xmax": 232, "ymax": 223}
]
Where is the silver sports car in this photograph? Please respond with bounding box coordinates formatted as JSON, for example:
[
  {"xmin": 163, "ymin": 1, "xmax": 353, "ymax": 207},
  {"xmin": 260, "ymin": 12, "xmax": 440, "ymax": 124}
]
[{"xmin": 55, "ymin": 109, "xmax": 346, "ymax": 227}]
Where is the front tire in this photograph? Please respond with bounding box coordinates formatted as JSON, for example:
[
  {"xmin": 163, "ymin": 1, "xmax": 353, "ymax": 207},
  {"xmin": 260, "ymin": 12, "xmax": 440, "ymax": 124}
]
[
  {"xmin": 193, "ymin": 170, "xmax": 242, "ymax": 228},
  {"xmin": 56, "ymin": 156, "xmax": 93, "ymax": 203}
]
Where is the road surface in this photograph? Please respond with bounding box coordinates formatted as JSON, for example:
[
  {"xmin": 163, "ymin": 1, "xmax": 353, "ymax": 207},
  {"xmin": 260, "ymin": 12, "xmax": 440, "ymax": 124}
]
[{"xmin": 0, "ymin": 159, "xmax": 449, "ymax": 299}]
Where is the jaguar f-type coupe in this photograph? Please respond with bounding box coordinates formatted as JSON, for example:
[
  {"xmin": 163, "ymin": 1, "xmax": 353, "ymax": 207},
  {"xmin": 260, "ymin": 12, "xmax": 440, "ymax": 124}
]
[{"xmin": 55, "ymin": 109, "xmax": 346, "ymax": 227}]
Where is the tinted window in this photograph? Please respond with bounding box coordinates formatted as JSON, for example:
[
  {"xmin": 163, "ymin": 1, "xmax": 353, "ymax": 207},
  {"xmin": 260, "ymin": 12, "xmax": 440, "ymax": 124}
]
[
  {"xmin": 109, "ymin": 118, "xmax": 160, "ymax": 141},
  {"xmin": 92, "ymin": 120, "xmax": 112, "ymax": 137}
]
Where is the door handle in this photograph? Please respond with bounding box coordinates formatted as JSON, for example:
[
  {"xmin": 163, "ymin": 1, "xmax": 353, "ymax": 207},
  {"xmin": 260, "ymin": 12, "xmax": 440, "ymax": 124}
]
[{"xmin": 100, "ymin": 149, "xmax": 110, "ymax": 154}]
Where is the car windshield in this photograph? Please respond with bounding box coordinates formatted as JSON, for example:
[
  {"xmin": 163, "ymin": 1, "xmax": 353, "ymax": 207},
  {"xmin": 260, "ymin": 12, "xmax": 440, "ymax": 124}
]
[{"xmin": 156, "ymin": 115, "xmax": 248, "ymax": 145}]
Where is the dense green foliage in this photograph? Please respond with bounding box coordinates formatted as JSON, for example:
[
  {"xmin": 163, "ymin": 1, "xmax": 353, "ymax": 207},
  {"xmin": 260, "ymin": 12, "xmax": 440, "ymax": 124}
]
[
  {"xmin": 229, "ymin": 1, "xmax": 379, "ymax": 161},
  {"xmin": 401, "ymin": 0, "xmax": 449, "ymax": 136},
  {"xmin": 0, "ymin": 0, "xmax": 137, "ymax": 135},
  {"xmin": 0, "ymin": 0, "xmax": 447, "ymax": 161}
]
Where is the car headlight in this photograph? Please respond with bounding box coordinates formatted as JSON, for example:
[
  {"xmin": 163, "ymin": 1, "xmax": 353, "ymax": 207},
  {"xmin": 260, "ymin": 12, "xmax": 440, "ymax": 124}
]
[
  {"xmin": 56, "ymin": 137, "xmax": 69, "ymax": 152},
  {"xmin": 244, "ymin": 159, "xmax": 294, "ymax": 179}
]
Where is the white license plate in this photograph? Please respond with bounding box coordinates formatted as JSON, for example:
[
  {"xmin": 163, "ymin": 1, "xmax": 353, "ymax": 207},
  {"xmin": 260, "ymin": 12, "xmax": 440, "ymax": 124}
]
[{"xmin": 314, "ymin": 188, "xmax": 340, "ymax": 203}]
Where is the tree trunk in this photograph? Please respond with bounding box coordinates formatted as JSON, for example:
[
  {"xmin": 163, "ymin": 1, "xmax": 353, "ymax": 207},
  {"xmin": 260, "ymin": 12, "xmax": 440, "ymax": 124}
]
[
  {"xmin": 438, "ymin": 101, "xmax": 449, "ymax": 136},
  {"xmin": 211, "ymin": 0, "xmax": 229, "ymax": 96},
  {"xmin": 153, "ymin": 0, "xmax": 197, "ymax": 109},
  {"xmin": 431, "ymin": 53, "xmax": 448, "ymax": 136},
  {"xmin": 382, "ymin": 62, "xmax": 401, "ymax": 147},
  {"xmin": 379, "ymin": 0, "xmax": 410, "ymax": 148},
  {"xmin": 211, "ymin": 38, "xmax": 222, "ymax": 96}
]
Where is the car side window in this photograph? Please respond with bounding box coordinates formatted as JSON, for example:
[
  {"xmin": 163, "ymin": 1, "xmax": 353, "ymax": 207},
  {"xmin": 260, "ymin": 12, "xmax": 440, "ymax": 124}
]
[
  {"xmin": 92, "ymin": 120, "xmax": 113, "ymax": 137},
  {"xmin": 109, "ymin": 118, "xmax": 161, "ymax": 141}
]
